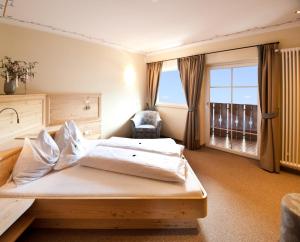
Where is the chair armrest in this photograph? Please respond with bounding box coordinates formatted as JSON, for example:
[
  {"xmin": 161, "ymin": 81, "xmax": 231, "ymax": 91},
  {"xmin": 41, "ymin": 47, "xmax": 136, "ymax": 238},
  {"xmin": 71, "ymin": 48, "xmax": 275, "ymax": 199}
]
[
  {"xmin": 155, "ymin": 116, "xmax": 162, "ymax": 127},
  {"xmin": 130, "ymin": 119, "xmax": 137, "ymax": 127},
  {"xmin": 130, "ymin": 119, "xmax": 136, "ymax": 127},
  {"xmin": 156, "ymin": 120, "xmax": 162, "ymax": 138},
  {"xmin": 130, "ymin": 120, "xmax": 136, "ymax": 138},
  {"xmin": 130, "ymin": 115, "xmax": 142, "ymax": 127},
  {"xmin": 156, "ymin": 120, "xmax": 162, "ymax": 129}
]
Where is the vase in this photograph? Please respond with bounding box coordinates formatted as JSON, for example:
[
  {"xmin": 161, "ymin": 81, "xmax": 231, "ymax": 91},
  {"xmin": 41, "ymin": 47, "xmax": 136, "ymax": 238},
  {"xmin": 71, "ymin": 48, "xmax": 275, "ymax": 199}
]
[{"xmin": 4, "ymin": 80, "xmax": 16, "ymax": 95}]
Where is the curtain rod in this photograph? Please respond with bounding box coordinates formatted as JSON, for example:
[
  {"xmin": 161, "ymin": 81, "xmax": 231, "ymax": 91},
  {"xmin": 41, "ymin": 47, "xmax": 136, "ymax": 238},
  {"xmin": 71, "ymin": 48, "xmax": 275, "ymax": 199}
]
[{"xmin": 147, "ymin": 41, "xmax": 280, "ymax": 63}]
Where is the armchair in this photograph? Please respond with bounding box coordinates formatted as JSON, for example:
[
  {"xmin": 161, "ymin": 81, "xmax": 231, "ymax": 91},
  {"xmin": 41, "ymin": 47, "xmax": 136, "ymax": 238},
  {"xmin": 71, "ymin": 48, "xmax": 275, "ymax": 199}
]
[{"xmin": 130, "ymin": 111, "xmax": 162, "ymax": 138}]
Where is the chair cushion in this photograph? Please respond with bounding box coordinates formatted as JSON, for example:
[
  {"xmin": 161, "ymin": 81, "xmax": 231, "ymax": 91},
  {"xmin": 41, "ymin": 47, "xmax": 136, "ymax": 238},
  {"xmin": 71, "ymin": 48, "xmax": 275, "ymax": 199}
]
[
  {"xmin": 135, "ymin": 126, "xmax": 158, "ymax": 138},
  {"xmin": 136, "ymin": 124, "xmax": 156, "ymax": 131}
]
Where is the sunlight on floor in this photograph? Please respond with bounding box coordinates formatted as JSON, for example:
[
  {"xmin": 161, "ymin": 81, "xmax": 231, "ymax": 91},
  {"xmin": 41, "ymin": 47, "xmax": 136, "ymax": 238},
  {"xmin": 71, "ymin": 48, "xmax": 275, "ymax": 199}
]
[{"xmin": 209, "ymin": 135, "xmax": 257, "ymax": 156}]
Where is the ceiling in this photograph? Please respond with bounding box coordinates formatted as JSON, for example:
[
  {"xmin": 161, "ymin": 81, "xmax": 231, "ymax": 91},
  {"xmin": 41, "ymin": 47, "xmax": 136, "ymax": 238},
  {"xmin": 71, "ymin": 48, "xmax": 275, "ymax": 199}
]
[{"xmin": 0, "ymin": 0, "xmax": 300, "ymax": 54}]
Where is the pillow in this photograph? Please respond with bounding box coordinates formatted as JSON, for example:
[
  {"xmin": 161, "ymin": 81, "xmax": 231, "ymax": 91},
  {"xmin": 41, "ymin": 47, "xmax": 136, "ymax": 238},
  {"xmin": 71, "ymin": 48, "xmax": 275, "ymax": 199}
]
[
  {"xmin": 66, "ymin": 120, "xmax": 84, "ymax": 143},
  {"xmin": 54, "ymin": 135, "xmax": 85, "ymax": 170},
  {"xmin": 54, "ymin": 120, "xmax": 84, "ymax": 151},
  {"xmin": 35, "ymin": 130, "xmax": 60, "ymax": 163},
  {"xmin": 12, "ymin": 130, "xmax": 60, "ymax": 185},
  {"xmin": 54, "ymin": 124, "xmax": 71, "ymax": 152}
]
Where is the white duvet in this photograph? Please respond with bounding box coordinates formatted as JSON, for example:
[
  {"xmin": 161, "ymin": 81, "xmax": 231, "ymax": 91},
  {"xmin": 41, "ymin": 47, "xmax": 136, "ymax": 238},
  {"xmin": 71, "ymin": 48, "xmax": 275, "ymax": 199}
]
[
  {"xmin": 97, "ymin": 137, "xmax": 184, "ymax": 157},
  {"xmin": 79, "ymin": 145, "xmax": 186, "ymax": 183}
]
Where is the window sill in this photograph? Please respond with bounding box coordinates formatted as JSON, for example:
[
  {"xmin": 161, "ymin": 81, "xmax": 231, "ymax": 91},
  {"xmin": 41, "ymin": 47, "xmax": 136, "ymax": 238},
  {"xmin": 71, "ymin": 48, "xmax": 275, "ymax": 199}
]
[{"xmin": 156, "ymin": 103, "xmax": 188, "ymax": 110}]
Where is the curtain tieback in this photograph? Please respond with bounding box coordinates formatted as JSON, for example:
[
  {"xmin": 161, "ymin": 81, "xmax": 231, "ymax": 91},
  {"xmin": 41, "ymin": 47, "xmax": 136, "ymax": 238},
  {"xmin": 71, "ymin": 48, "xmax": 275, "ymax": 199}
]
[
  {"xmin": 188, "ymin": 108, "xmax": 196, "ymax": 112},
  {"xmin": 262, "ymin": 111, "xmax": 278, "ymax": 119}
]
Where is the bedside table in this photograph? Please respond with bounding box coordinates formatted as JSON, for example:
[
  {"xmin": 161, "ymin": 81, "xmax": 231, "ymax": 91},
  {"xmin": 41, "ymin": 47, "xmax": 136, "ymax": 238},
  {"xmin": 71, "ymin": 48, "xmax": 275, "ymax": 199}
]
[{"xmin": 0, "ymin": 198, "xmax": 35, "ymax": 242}]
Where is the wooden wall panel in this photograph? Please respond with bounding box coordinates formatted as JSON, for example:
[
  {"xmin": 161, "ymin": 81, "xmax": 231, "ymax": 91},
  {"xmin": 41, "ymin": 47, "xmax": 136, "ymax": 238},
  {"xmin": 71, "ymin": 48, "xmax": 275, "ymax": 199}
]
[
  {"xmin": 46, "ymin": 94, "xmax": 101, "ymax": 125},
  {"xmin": 47, "ymin": 120, "xmax": 101, "ymax": 139},
  {"xmin": 46, "ymin": 94, "xmax": 101, "ymax": 139},
  {"xmin": 0, "ymin": 95, "xmax": 46, "ymax": 145},
  {"xmin": 0, "ymin": 93, "xmax": 102, "ymax": 149}
]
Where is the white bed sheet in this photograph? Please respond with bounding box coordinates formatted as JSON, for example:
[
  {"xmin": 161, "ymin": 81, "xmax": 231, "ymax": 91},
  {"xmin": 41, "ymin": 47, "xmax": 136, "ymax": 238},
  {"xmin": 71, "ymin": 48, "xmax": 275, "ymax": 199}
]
[
  {"xmin": 97, "ymin": 137, "xmax": 184, "ymax": 157},
  {"xmin": 0, "ymin": 162, "xmax": 205, "ymax": 198},
  {"xmin": 79, "ymin": 145, "xmax": 186, "ymax": 183}
]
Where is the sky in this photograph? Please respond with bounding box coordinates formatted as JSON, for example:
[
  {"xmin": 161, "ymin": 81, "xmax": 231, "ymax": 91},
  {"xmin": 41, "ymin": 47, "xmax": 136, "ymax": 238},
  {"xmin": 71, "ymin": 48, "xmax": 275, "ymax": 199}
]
[{"xmin": 158, "ymin": 70, "xmax": 186, "ymax": 104}]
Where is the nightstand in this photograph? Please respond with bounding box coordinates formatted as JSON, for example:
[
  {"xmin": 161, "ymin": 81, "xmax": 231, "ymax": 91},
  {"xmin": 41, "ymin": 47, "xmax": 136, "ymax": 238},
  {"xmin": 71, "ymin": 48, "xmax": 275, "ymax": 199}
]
[{"xmin": 0, "ymin": 198, "xmax": 35, "ymax": 242}]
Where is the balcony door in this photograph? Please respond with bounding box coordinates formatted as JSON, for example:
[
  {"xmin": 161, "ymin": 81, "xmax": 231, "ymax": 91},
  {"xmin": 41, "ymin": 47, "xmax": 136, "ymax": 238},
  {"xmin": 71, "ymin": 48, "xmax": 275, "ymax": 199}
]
[{"xmin": 206, "ymin": 65, "xmax": 259, "ymax": 158}]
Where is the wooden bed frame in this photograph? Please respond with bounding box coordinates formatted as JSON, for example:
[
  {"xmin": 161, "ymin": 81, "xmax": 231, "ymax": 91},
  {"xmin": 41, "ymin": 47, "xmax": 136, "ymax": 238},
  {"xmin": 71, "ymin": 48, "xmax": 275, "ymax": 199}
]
[{"xmin": 0, "ymin": 146, "xmax": 207, "ymax": 231}]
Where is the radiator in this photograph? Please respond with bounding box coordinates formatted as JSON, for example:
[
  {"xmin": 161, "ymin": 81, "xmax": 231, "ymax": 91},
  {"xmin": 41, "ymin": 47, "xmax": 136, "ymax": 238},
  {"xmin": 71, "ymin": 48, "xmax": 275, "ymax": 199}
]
[{"xmin": 281, "ymin": 48, "xmax": 300, "ymax": 170}]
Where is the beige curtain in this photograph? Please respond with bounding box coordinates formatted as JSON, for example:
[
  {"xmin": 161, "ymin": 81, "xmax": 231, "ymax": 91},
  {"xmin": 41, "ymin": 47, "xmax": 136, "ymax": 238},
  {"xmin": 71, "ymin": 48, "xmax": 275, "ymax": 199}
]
[
  {"xmin": 258, "ymin": 43, "xmax": 281, "ymax": 172},
  {"xmin": 146, "ymin": 62, "xmax": 163, "ymax": 109},
  {"xmin": 178, "ymin": 55, "xmax": 205, "ymax": 150}
]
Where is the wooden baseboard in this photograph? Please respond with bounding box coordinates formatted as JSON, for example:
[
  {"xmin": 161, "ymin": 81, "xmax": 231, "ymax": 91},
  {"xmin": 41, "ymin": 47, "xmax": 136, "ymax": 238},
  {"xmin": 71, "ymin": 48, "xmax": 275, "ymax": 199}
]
[{"xmin": 32, "ymin": 219, "xmax": 199, "ymax": 230}]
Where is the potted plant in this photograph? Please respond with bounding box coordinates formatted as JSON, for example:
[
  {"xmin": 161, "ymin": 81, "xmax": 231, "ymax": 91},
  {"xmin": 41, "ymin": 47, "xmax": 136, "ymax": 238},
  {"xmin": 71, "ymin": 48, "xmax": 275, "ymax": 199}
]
[{"xmin": 0, "ymin": 56, "xmax": 37, "ymax": 95}]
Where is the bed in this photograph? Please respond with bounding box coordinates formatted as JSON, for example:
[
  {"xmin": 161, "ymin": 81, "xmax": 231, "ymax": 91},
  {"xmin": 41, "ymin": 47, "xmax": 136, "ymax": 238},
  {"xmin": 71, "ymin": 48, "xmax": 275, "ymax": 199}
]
[{"xmin": 0, "ymin": 138, "xmax": 207, "ymax": 230}]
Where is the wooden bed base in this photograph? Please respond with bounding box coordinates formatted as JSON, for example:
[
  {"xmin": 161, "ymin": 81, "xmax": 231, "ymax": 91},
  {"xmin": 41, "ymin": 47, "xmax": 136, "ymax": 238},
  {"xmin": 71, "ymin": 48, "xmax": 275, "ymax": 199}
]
[
  {"xmin": 32, "ymin": 219, "xmax": 199, "ymax": 230},
  {"xmin": 0, "ymin": 147, "xmax": 207, "ymax": 231}
]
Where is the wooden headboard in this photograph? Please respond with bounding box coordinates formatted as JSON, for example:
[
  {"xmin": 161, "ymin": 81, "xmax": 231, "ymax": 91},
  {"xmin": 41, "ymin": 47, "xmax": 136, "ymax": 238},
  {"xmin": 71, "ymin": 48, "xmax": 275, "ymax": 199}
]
[
  {"xmin": 0, "ymin": 147, "xmax": 22, "ymax": 186},
  {"xmin": 0, "ymin": 93, "xmax": 102, "ymax": 185},
  {"xmin": 46, "ymin": 94, "xmax": 101, "ymax": 125},
  {"xmin": 0, "ymin": 94, "xmax": 46, "ymax": 146},
  {"xmin": 0, "ymin": 93, "xmax": 101, "ymax": 146},
  {"xmin": 46, "ymin": 94, "xmax": 102, "ymax": 139}
]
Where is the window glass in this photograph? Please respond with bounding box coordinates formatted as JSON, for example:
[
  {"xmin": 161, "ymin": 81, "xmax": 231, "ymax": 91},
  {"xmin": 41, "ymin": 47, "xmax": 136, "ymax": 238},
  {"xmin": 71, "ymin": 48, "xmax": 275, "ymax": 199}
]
[
  {"xmin": 210, "ymin": 65, "xmax": 258, "ymax": 105},
  {"xmin": 210, "ymin": 68, "xmax": 231, "ymax": 87},
  {"xmin": 210, "ymin": 87, "xmax": 231, "ymax": 103},
  {"xmin": 157, "ymin": 70, "xmax": 187, "ymax": 105},
  {"xmin": 233, "ymin": 66, "xmax": 258, "ymax": 86},
  {"xmin": 232, "ymin": 87, "xmax": 258, "ymax": 105}
]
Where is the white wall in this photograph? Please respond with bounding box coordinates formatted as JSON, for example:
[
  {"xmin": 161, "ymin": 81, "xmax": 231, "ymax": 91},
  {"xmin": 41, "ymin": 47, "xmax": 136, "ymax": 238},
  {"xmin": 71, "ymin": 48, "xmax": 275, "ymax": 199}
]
[
  {"xmin": 0, "ymin": 23, "xmax": 147, "ymax": 138},
  {"xmin": 156, "ymin": 105, "xmax": 187, "ymax": 141}
]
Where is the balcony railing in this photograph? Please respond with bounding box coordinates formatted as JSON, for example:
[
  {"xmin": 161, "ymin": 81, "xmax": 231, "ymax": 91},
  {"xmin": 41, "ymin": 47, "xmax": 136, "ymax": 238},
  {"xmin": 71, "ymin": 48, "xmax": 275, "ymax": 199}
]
[{"xmin": 210, "ymin": 103, "xmax": 257, "ymax": 141}]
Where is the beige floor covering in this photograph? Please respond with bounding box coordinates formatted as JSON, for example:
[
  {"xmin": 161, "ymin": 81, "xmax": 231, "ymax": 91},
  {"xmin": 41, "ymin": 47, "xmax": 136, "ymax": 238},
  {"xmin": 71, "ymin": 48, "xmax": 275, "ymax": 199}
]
[{"xmin": 18, "ymin": 148, "xmax": 300, "ymax": 242}]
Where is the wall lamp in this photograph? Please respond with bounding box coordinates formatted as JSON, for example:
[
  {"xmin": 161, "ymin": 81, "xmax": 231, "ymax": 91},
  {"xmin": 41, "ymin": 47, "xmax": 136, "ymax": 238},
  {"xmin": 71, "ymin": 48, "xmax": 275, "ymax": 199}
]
[
  {"xmin": 84, "ymin": 97, "xmax": 91, "ymax": 110},
  {"xmin": 0, "ymin": 108, "xmax": 20, "ymax": 123}
]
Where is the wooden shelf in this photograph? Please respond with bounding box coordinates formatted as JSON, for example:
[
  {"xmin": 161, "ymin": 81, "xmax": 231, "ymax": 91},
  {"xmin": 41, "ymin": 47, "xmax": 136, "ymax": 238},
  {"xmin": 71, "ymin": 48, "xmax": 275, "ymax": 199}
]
[
  {"xmin": 0, "ymin": 214, "xmax": 34, "ymax": 242},
  {"xmin": 0, "ymin": 198, "xmax": 35, "ymax": 240}
]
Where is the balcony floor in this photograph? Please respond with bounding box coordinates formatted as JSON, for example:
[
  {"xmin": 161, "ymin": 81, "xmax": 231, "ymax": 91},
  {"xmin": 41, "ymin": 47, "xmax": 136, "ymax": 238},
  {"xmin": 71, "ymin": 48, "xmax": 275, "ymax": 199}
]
[{"xmin": 209, "ymin": 135, "xmax": 258, "ymax": 156}]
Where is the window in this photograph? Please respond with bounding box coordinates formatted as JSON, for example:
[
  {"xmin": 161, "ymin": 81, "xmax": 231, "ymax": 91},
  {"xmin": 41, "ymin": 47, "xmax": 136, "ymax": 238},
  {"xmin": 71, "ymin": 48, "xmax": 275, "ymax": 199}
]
[
  {"xmin": 208, "ymin": 64, "xmax": 259, "ymax": 157},
  {"xmin": 156, "ymin": 60, "xmax": 186, "ymax": 106}
]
